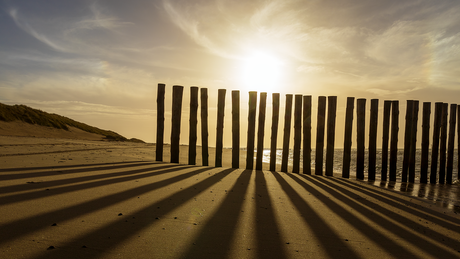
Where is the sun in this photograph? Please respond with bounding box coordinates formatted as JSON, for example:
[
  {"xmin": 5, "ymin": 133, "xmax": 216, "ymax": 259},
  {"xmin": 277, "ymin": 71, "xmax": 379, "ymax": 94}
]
[{"xmin": 239, "ymin": 51, "xmax": 283, "ymax": 93}]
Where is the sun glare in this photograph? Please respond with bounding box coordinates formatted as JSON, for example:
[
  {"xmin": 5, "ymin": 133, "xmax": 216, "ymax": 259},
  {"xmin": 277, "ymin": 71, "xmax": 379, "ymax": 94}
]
[{"xmin": 239, "ymin": 51, "xmax": 283, "ymax": 93}]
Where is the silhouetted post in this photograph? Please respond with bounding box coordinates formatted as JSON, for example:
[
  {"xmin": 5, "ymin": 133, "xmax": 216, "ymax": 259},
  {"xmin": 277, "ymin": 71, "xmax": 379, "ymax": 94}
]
[
  {"xmin": 188, "ymin": 86, "xmax": 199, "ymax": 165},
  {"xmin": 293, "ymin": 95, "xmax": 303, "ymax": 173},
  {"xmin": 256, "ymin": 92, "xmax": 267, "ymax": 171},
  {"xmin": 270, "ymin": 93, "xmax": 280, "ymax": 171},
  {"xmin": 325, "ymin": 96, "xmax": 337, "ymax": 177},
  {"xmin": 315, "ymin": 96, "xmax": 326, "ymax": 175},
  {"xmin": 381, "ymin": 100, "xmax": 392, "ymax": 181},
  {"xmin": 368, "ymin": 99, "xmax": 379, "ymax": 181},
  {"xmin": 446, "ymin": 104, "xmax": 457, "ymax": 184},
  {"xmin": 439, "ymin": 103, "xmax": 448, "ymax": 184},
  {"xmin": 303, "ymin": 95, "xmax": 312, "ymax": 175},
  {"xmin": 420, "ymin": 102, "xmax": 431, "ymax": 183},
  {"xmin": 232, "ymin": 91, "xmax": 240, "ymax": 169},
  {"xmin": 201, "ymin": 88, "xmax": 209, "ymax": 166},
  {"xmin": 458, "ymin": 105, "xmax": 460, "ymax": 181},
  {"xmin": 356, "ymin": 98, "xmax": 366, "ymax": 180},
  {"xmin": 342, "ymin": 97, "xmax": 354, "ymax": 178},
  {"xmin": 170, "ymin": 85, "xmax": 184, "ymax": 163},
  {"xmin": 246, "ymin": 91, "xmax": 257, "ymax": 170},
  {"xmin": 389, "ymin": 100, "xmax": 399, "ymax": 182},
  {"xmin": 408, "ymin": 101, "xmax": 419, "ymax": 183},
  {"xmin": 281, "ymin": 94, "xmax": 293, "ymax": 172},
  {"xmin": 402, "ymin": 100, "xmax": 414, "ymax": 182},
  {"xmin": 430, "ymin": 102, "xmax": 443, "ymax": 183},
  {"xmin": 215, "ymin": 89, "xmax": 226, "ymax": 167},
  {"xmin": 156, "ymin": 83, "xmax": 165, "ymax": 162}
]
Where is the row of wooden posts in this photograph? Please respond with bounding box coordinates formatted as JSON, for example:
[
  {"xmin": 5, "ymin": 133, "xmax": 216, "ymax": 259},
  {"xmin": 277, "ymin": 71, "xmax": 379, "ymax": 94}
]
[{"xmin": 155, "ymin": 84, "xmax": 459, "ymax": 184}]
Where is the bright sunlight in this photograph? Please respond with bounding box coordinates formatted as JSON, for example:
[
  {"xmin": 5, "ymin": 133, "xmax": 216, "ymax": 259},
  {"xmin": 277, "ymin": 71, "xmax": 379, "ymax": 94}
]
[{"xmin": 239, "ymin": 51, "xmax": 284, "ymax": 93}]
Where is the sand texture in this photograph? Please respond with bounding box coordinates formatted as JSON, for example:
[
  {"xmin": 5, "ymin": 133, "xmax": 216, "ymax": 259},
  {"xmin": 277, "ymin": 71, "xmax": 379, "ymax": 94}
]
[{"xmin": 1, "ymin": 136, "xmax": 460, "ymax": 259}]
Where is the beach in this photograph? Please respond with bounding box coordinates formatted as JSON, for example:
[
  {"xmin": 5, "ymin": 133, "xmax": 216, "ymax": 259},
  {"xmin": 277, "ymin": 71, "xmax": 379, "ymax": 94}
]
[{"xmin": 1, "ymin": 136, "xmax": 460, "ymax": 258}]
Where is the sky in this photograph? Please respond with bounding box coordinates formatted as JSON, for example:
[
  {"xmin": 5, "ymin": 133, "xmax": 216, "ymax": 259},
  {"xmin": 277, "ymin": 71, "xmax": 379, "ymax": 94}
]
[{"xmin": 1, "ymin": 0, "xmax": 460, "ymax": 148}]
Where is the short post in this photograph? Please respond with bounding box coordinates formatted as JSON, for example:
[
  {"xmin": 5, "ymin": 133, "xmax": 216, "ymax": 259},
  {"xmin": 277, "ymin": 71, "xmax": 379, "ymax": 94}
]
[
  {"xmin": 201, "ymin": 88, "xmax": 209, "ymax": 166},
  {"xmin": 270, "ymin": 93, "xmax": 280, "ymax": 171},
  {"xmin": 356, "ymin": 98, "xmax": 366, "ymax": 180},
  {"xmin": 430, "ymin": 102, "xmax": 443, "ymax": 183},
  {"xmin": 438, "ymin": 103, "xmax": 448, "ymax": 183},
  {"xmin": 232, "ymin": 90, "xmax": 240, "ymax": 168},
  {"xmin": 420, "ymin": 102, "xmax": 431, "ymax": 183},
  {"xmin": 381, "ymin": 100, "xmax": 392, "ymax": 181},
  {"xmin": 256, "ymin": 92, "xmax": 267, "ymax": 171},
  {"xmin": 408, "ymin": 101, "xmax": 419, "ymax": 183},
  {"xmin": 188, "ymin": 87, "xmax": 199, "ymax": 165},
  {"xmin": 293, "ymin": 95, "xmax": 303, "ymax": 173},
  {"xmin": 389, "ymin": 100, "xmax": 399, "ymax": 182},
  {"xmin": 303, "ymin": 95, "xmax": 312, "ymax": 175},
  {"xmin": 325, "ymin": 96, "xmax": 337, "ymax": 176},
  {"xmin": 402, "ymin": 100, "xmax": 414, "ymax": 182},
  {"xmin": 315, "ymin": 96, "xmax": 327, "ymax": 175},
  {"xmin": 215, "ymin": 89, "xmax": 226, "ymax": 167},
  {"xmin": 281, "ymin": 94, "xmax": 293, "ymax": 172},
  {"xmin": 246, "ymin": 91, "xmax": 257, "ymax": 170},
  {"xmin": 156, "ymin": 83, "xmax": 165, "ymax": 162},
  {"xmin": 342, "ymin": 97, "xmax": 354, "ymax": 178},
  {"xmin": 170, "ymin": 85, "xmax": 184, "ymax": 163},
  {"xmin": 368, "ymin": 99, "xmax": 379, "ymax": 181},
  {"xmin": 446, "ymin": 104, "xmax": 457, "ymax": 184}
]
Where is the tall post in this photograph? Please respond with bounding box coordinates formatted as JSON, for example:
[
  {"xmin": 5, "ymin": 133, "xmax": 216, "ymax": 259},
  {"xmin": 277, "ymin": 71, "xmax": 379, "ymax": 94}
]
[
  {"xmin": 356, "ymin": 98, "xmax": 366, "ymax": 180},
  {"xmin": 201, "ymin": 88, "xmax": 209, "ymax": 166},
  {"xmin": 368, "ymin": 99, "xmax": 379, "ymax": 181},
  {"xmin": 458, "ymin": 105, "xmax": 460, "ymax": 181},
  {"xmin": 408, "ymin": 101, "xmax": 419, "ymax": 183},
  {"xmin": 430, "ymin": 102, "xmax": 443, "ymax": 184},
  {"xmin": 381, "ymin": 100, "xmax": 392, "ymax": 181},
  {"xmin": 342, "ymin": 97, "xmax": 354, "ymax": 178},
  {"xmin": 293, "ymin": 95, "xmax": 303, "ymax": 173},
  {"xmin": 246, "ymin": 91, "xmax": 257, "ymax": 170},
  {"xmin": 232, "ymin": 91, "xmax": 240, "ymax": 169},
  {"xmin": 303, "ymin": 95, "xmax": 312, "ymax": 175},
  {"xmin": 188, "ymin": 86, "xmax": 199, "ymax": 165},
  {"xmin": 170, "ymin": 85, "xmax": 184, "ymax": 163},
  {"xmin": 389, "ymin": 100, "xmax": 399, "ymax": 181},
  {"xmin": 402, "ymin": 100, "xmax": 414, "ymax": 182},
  {"xmin": 156, "ymin": 83, "xmax": 165, "ymax": 162},
  {"xmin": 215, "ymin": 89, "xmax": 226, "ymax": 167},
  {"xmin": 281, "ymin": 94, "xmax": 293, "ymax": 172},
  {"xmin": 420, "ymin": 102, "xmax": 431, "ymax": 183},
  {"xmin": 438, "ymin": 103, "xmax": 448, "ymax": 184},
  {"xmin": 256, "ymin": 92, "xmax": 267, "ymax": 171},
  {"xmin": 270, "ymin": 93, "xmax": 280, "ymax": 171},
  {"xmin": 315, "ymin": 96, "xmax": 327, "ymax": 175},
  {"xmin": 446, "ymin": 104, "xmax": 457, "ymax": 184},
  {"xmin": 325, "ymin": 96, "xmax": 337, "ymax": 176}
]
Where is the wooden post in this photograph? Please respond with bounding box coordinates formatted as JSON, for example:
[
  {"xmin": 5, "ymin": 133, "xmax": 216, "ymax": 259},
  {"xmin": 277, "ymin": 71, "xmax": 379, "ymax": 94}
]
[
  {"xmin": 215, "ymin": 89, "xmax": 226, "ymax": 167},
  {"xmin": 381, "ymin": 100, "xmax": 392, "ymax": 181},
  {"xmin": 281, "ymin": 94, "xmax": 293, "ymax": 172},
  {"xmin": 188, "ymin": 86, "xmax": 199, "ymax": 165},
  {"xmin": 315, "ymin": 96, "xmax": 327, "ymax": 175},
  {"xmin": 402, "ymin": 100, "xmax": 414, "ymax": 182},
  {"xmin": 232, "ymin": 90, "xmax": 240, "ymax": 169},
  {"xmin": 170, "ymin": 85, "xmax": 184, "ymax": 163},
  {"xmin": 458, "ymin": 105, "xmax": 460, "ymax": 182},
  {"xmin": 430, "ymin": 102, "xmax": 443, "ymax": 184},
  {"xmin": 356, "ymin": 98, "xmax": 366, "ymax": 180},
  {"xmin": 246, "ymin": 91, "xmax": 257, "ymax": 170},
  {"xmin": 303, "ymin": 95, "xmax": 312, "ymax": 175},
  {"xmin": 270, "ymin": 93, "xmax": 280, "ymax": 171},
  {"xmin": 368, "ymin": 99, "xmax": 379, "ymax": 181},
  {"xmin": 325, "ymin": 96, "xmax": 337, "ymax": 176},
  {"xmin": 342, "ymin": 97, "xmax": 354, "ymax": 178},
  {"xmin": 438, "ymin": 103, "xmax": 448, "ymax": 184},
  {"xmin": 408, "ymin": 101, "xmax": 419, "ymax": 183},
  {"xmin": 420, "ymin": 102, "xmax": 431, "ymax": 184},
  {"xmin": 256, "ymin": 92, "xmax": 267, "ymax": 170},
  {"xmin": 293, "ymin": 95, "xmax": 303, "ymax": 173},
  {"xmin": 389, "ymin": 100, "xmax": 399, "ymax": 182},
  {"xmin": 446, "ymin": 104, "xmax": 457, "ymax": 184},
  {"xmin": 155, "ymin": 83, "xmax": 165, "ymax": 162},
  {"xmin": 201, "ymin": 88, "xmax": 209, "ymax": 166}
]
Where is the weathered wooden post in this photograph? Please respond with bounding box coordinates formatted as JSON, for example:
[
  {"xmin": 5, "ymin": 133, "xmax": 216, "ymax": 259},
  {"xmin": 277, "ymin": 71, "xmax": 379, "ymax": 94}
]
[
  {"xmin": 188, "ymin": 87, "xmax": 199, "ymax": 165},
  {"xmin": 430, "ymin": 102, "xmax": 443, "ymax": 184},
  {"xmin": 446, "ymin": 104, "xmax": 457, "ymax": 184},
  {"xmin": 215, "ymin": 89, "xmax": 226, "ymax": 167},
  {"xmin": 256, "ymin": 92, "xmax": 267, "ymax": 171},
  {"xmin": 402, "ymin": 100, "xmax": 414, "ymax": 182},
  {"xmin": 342, "ymin": 97, "xmax": 354, "ymax": 178},
  {"xmin": 303, "ymin": 95, "xmax": 312, "ymax": 175},
  {"xmin": 201, "ymin": 88, "xmax": 209, "ymax": 166},
  {"xmin": 246, "ymin": 91, "xmax": 257, "ymax": 170},
  {"xmin": 293, "ymin": 95, "xmax": 303, "ymax": 173},
  {"xmin": 356, "ymin": 98, "xmax": 366, "ymax": 180},
  {"xmin": 368, "ymin": 99, "xmax": 379, "ymax": 181},
  {"xmin": 156, "ymin": 83, "xmax": 165, "ymax": 162},
  {"xmin": 389, "ymin": 100, "xmax": 399, "ymax": 182},
  {"xmin": 439, "ymin": 103, "xmax": 448, "ymax": 183},
  {"xmin": 232, "ymin": 90, "xmax": 240, "ymax": 169},
  {"xmin": 420, "ymin": 102, "xmax": 431, "ymax": 183},
  {"xmin": 270, "ymin": 93, "xmax": 280, "ymax": 171},
  {"xmin": 170, "ymin": 85, "xmax": 184, "ymax": 163},
  {"xmin": 408, "ymin": 101, "xmax": 419, "ymax": 183},
  {"xmin": 281, "ymin": 94, "xmax": 293, "ymax": 172},
  {"xmin": 325, "ymin": 96, "xmax": 337, "ymax": 177},
  {"xmin": 315, "ymin": 96, "xmax": 327, "ymax": 175},
  {"xmin": 381, "ymin": 100, "xmax": 392, "ymax": 181}
]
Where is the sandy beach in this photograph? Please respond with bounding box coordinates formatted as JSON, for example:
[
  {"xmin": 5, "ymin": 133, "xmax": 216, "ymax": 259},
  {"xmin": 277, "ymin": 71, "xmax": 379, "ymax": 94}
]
[{"xmin": 1, "ymin": 135, "xmax": 460, "ymax": 258}]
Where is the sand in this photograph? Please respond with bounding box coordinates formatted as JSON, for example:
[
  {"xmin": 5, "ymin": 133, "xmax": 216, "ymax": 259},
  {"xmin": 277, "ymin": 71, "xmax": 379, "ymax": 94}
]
[{"xmin": 1, "ymin": 134, "xmax": 460, "ymax": 258}]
